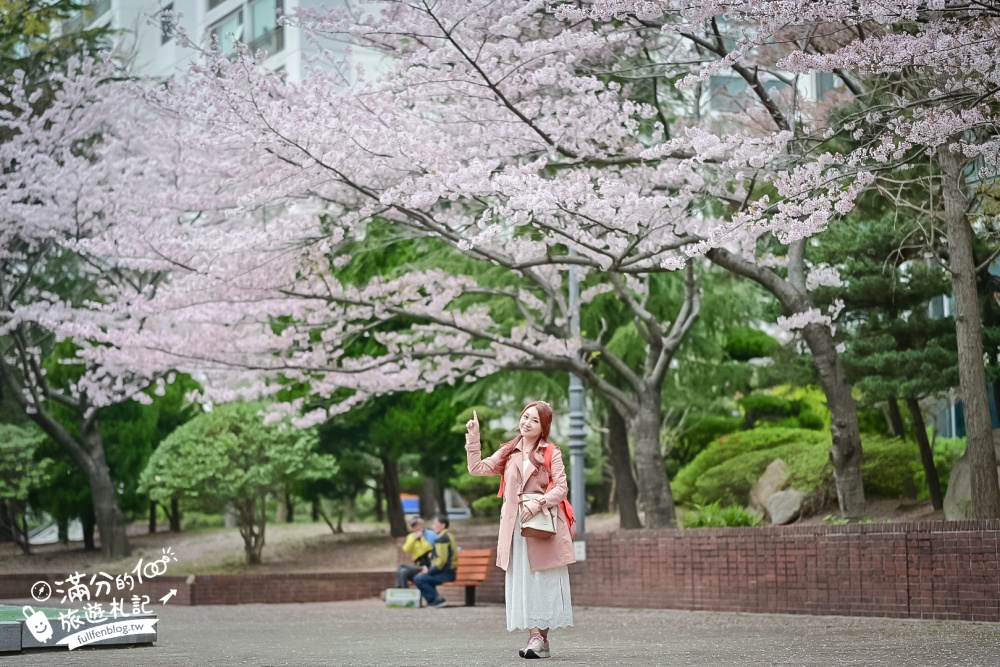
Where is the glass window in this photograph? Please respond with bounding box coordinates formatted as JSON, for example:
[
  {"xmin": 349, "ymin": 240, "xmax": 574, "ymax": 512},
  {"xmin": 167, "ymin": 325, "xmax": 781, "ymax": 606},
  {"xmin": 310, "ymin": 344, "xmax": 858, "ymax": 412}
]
[
  {"xmin": 210, "ymin": 9, "xmax": 244, "ymax": 54},
  {"xmin": 160, "ymin": 3, "xmax": 174, "ymax": 44},
  {"xmin": 249, "ymin": 0, "xmax": 283, "ymax": 53},
  {"xmin": 250, "ymin": 0, "xmax": 276, "ymax": 42}
]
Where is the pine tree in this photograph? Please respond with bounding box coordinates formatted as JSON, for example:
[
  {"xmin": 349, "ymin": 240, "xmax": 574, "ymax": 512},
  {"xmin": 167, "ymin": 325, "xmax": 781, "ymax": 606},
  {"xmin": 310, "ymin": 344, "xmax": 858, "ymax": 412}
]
[{"xmin": 812, "ymin": 215, "xmax": 957, "ymax": 508}]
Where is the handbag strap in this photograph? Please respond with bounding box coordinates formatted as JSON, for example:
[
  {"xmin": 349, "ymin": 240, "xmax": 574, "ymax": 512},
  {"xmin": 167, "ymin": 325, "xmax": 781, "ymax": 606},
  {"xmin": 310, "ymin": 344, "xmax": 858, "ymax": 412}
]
[{"xmin": 497, "ymin": 443, "xmax": 577, "ymax": 538}]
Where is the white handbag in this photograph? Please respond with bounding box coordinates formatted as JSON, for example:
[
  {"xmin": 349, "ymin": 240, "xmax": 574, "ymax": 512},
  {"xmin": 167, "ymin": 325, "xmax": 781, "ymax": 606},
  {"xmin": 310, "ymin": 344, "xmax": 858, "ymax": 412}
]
[{"xmin": 519, "ymin": 493, "xmax": 556, "ymax": 539}]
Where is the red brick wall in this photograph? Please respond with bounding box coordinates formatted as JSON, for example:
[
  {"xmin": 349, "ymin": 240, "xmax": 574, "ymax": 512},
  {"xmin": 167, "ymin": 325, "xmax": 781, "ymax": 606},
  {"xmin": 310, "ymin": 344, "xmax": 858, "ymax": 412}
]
[
  {"xmin": 463, "ymin": 521, "xmax": 1000, "ymax": 622},
  {"xmin": 190, "ymin": 572, "xmax": 394, "ymax": 605},
  {"xmin": 0, "ymin": 571, "xmax": 391, "ymax": 607},
  {"xmin": 4, "ymin": 521, "xmax": 998, "ymax": 621}
]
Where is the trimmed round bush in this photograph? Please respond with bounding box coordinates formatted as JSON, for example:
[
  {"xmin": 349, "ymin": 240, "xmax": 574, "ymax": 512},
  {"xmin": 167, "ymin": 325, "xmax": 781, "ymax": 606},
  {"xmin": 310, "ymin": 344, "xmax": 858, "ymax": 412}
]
[{"xmin": 672, "ymin": 428, "xmax": 831, "ymax": 506}]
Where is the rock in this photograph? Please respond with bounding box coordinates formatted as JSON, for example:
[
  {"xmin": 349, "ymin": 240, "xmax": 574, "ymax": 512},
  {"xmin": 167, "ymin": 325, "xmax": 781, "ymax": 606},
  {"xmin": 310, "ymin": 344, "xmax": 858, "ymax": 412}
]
[
  {"xmin": 749, "ymin": 458, "xmax": 788, "ymax": 515},
  {"xmin": 767, "ymin": 489, "xmax": 808, "ymax": 525},
  {"xmin": 943, "ymin": 430, "xmax": 1000, "ymax": 520}
]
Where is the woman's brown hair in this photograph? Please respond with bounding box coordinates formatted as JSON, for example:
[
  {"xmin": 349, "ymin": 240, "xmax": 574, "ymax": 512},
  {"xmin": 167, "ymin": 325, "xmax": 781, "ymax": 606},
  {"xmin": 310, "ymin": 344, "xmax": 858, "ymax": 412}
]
[{"xmin": 496, "ymin": 401, "xmax": 554, "ymax": 471}]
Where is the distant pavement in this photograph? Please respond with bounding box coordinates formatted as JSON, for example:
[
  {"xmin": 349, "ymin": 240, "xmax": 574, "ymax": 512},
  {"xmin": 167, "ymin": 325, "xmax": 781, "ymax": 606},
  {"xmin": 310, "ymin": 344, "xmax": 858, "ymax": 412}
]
[{"xmin": 5, "ymin": 598, "xmax": 999, "ymax": 666}]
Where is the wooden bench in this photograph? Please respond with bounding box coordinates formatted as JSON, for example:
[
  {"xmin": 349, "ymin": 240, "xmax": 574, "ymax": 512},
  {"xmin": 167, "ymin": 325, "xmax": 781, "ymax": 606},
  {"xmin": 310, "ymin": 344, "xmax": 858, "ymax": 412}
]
[{"xmin": 442, "ymin": 548, "xmax": 493, "ymax": 607}]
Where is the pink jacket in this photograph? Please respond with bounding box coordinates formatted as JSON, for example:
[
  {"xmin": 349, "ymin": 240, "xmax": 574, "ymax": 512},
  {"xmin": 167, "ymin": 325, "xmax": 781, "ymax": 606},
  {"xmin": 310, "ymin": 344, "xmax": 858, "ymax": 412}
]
[{"xmin": 466, "ymin": 433, "xmax": 576, "ymax": 572}]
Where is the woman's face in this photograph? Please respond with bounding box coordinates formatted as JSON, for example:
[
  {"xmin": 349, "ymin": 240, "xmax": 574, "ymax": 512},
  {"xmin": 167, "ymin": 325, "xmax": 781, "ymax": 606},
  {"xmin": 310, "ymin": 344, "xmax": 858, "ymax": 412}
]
[{"xmin": 519, "ymin": 406, "xmax": 542, "ymax": 441}]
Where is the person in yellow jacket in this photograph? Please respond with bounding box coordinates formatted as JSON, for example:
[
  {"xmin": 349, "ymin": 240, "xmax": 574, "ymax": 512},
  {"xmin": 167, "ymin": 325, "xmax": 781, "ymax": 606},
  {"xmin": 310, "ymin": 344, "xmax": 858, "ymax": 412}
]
[
  {"xmin": 397, "ymin": 516, "xmax": 436, "ymax": 588},
  {"xmin": 413, "ymin": 513, "xmax": 457, "ymax": 608}
]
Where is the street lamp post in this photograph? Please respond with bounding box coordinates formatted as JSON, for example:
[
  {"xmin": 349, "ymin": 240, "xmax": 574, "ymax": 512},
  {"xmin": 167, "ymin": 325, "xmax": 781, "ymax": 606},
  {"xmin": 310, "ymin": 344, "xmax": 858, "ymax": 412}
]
[{"xmin": 567, "ymin": 254, "xmax": 586, "ymax": 538}]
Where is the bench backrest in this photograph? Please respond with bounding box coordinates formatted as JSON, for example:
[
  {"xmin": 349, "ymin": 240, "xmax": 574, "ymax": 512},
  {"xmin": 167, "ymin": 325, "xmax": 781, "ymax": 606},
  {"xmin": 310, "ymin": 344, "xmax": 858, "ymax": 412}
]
[{"xmin": 453, "ymin": 549, "xmax": 492, "ymax": 584}]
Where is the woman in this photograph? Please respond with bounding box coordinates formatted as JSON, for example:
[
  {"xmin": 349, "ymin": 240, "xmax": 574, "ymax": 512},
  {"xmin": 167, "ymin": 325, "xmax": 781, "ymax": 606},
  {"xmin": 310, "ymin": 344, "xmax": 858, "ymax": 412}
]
[{"xmin": 466, "ymin": 401, "xmax": 575, "ymax": 659}]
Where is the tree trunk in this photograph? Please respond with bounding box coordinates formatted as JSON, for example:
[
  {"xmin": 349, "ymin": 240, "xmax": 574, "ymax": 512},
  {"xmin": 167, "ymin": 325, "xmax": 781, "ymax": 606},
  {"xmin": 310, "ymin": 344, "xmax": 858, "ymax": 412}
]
[
  {"xmin": 0, "ymin": 500, "xmax": 14, "ymax": 543},
  {"xmin": 420, "ymin": 475, "xmax": 439, "ymax": 518},
  {"xmin": 436, "ymin": 480, "xmax": 447, "ymax": 521},
  {"xmin": 606, "ymin": 403, "xmax": 642, "ymax": 529},
  {"xmin": 0, "ymin": 364, "xmax": 131, "ymax": 558},
  {"xmin": 801, "ymin": 323, "xmax": 867, "ymax": 519},
  {"xmin": 80, "ymin": 425, "xmax": 129, "ymax": 558},
  {"xmin": 275, "ymin": 488, "xmax": 288, "ymax": 523},
  {"xmin": 81, "ymin": 505, "xmax": 96, "ymax": 552},
  {"xmin": 311, "ymin": 498, "xmax": 320, "ymax": 522},
  {"xmin": 240, "ymin": 495, "xmax": 267, "ymax": 565},
  {"xmin": 906, "ymin": 398, "xmax": 943, "ymax": 510},
  {"xmin": 2, "ymin": 500, "xmax": 30, "ymax": 554},
  {"xmin": 706, "ymin": 246, "xmax": 866, "ymax": 518},
  {"xmin": 381, "ymin": 455, "xmax": 409, "ymax": 537},
  {"xmin": 0, "ymin": 362, "xmax": 131, "ymax": 558},
  {"xmin": 887, "ymin": 397, "xmax": 906, "ymax": 439},
  {"xmin": 18, "ymin": 504, "xmax": 30, "ymax": 555},
  {"xmin": 373, "ymin": 479, "xmax": 384, "ymax": 522},
  {"xmin": 315, "ymin": 501, "xmax": 341, "ymax": 534},
  {"xmin": 285, "ymin": 491, "xmax": 295, "ymax": 523},
  {"xmin": 628, "ymin": 391, "xmax": 676, "ymax": 528},
  {"xmin": 940, "ymin": 149, "xmax": 1000, "ymax": 518},
  {"xmin": 149, "ymin": 501, "xmax": 157, "ymax": 534},
  {"xmin": 170, "ymin": 496, "xmax": 181, "ymax": 532}
]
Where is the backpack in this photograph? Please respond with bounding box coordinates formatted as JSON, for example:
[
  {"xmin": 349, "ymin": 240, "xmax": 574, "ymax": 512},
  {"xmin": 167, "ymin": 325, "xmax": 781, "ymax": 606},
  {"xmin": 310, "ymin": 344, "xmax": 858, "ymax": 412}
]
[{"xmin": 497, "ymin": 444, "xmax": 577, "ymax": 538}]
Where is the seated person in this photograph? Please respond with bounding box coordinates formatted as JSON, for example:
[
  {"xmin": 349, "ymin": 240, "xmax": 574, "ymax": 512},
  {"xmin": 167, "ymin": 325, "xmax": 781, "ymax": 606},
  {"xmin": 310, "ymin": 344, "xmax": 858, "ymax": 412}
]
[
  {"xmin": 396, "ymin": 515, "xmax": 436, "ymax": 589},
  {"xmin": 413, "ymin": 513, "xmax": 457, "ymax": 608}
]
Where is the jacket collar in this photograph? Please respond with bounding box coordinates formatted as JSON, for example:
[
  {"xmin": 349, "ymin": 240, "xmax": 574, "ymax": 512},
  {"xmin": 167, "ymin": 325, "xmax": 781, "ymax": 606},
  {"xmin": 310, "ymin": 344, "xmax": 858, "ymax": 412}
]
[{"xmin": 513, "ymin": 436, "xmax": 548, "ymax": 453}]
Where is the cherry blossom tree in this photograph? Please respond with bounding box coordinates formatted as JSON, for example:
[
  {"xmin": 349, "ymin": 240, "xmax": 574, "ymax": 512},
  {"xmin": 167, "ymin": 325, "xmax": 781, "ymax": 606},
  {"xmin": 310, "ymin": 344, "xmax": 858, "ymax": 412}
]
[
  {"xmin": 88, "ymin": 0, "xmax": 1000, "ymax": 526},
  {"xmin": 81, "ymin": 1, "xmax": 815, "ymax": 528},
  {"xmin": 593, "ymin": 0, "xmax": 1000, "ymax": 516},
  {"xmin": 0, "ymin": 53, "xmax": 188, "ymax": 556},
  {"xmin": 553, "ymin": 0, "xmax": 1000, "ymax": 518}
]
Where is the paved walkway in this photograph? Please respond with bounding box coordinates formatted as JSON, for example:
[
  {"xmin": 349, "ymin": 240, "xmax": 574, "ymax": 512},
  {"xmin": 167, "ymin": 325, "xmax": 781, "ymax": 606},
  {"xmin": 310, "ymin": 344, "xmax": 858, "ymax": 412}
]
[{"xmin": 5, "ymin": 598, "xmax": 1000, "ymax": 666}]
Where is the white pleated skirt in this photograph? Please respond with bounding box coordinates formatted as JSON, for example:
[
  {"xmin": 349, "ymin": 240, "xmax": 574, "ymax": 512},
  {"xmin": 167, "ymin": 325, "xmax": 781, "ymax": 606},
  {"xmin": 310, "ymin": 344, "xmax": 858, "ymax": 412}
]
[{"xmin": 505, "ymin": 514, "xmax": 574, "ymax": 632}]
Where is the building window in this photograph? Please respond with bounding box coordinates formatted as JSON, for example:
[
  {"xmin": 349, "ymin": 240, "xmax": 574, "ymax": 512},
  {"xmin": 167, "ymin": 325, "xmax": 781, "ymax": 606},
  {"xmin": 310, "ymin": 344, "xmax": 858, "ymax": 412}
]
[
  {"xmin": 249, "ymin": 0, "xmax": 283, "ymax": 53},
  {"xmin": 210, "ymin": 8, "xmax": 244, "ymax": 54},
  {"xmin": 208, "ymin": 0, "xmax": 283, "ymax": 56},
  {"xmin": 160, "ymin": 3, "xmax": 174, "ymax": 44}
]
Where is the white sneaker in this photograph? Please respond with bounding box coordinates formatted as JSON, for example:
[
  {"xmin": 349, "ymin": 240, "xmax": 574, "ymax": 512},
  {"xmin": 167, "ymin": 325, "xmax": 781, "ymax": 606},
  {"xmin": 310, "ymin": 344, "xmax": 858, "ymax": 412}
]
[{"xmin": 522, "ymin": 633, "xmax": 549, "ymax": 659}]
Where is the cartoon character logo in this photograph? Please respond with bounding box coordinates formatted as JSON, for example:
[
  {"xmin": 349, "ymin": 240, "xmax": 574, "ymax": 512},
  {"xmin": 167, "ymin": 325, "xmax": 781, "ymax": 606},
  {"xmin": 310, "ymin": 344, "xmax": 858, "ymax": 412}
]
[{"xmin": 22, "ymin": 606, "xmax": 54, "ymax": 643}]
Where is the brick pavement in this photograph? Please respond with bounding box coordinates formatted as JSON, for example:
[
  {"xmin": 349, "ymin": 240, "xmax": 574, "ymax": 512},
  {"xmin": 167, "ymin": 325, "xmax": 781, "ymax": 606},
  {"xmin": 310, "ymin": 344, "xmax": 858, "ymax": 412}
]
[{"xmin": 4, "ymin": 598, "xmax": 1000, "ymax": 666}]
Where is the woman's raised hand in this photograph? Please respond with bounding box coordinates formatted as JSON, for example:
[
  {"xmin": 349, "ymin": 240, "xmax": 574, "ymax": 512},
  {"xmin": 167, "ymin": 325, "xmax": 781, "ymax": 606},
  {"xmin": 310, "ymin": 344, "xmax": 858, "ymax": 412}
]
[{"xmin": 465, "ymin": 409, "xmax": 480, "ymax": 437}]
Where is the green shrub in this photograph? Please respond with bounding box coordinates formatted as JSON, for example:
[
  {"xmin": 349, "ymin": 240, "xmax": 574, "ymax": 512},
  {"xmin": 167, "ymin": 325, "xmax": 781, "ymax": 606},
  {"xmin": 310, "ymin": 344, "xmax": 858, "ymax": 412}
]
[
  {"xmin": 672, "ymin": 428, "xmax": 830, "ymax": 506},
  {"xmin": 857, "ymin": 434, "xmax": 967, "ymax": 500},
  {"xmin": 691, "ymin": 441, "xmax": 831, "ymax": 506},
  {"xmin": 857, "ymin": 406, "xmax": 891, "ymax": 435},
  {"xmin": 738, "ymin": 391, "xmax": 826, "ymax": 431},
  {"xmin": 860, "ymin": 435, "xmax": 921, "ymax": 498},
  {"xmin": 724, "ymin": 327, "xmax": 779, "ymax": 361},
  {"xmin": 681, "ymin": 501, "xmax": 764, "ymax": 528},
  {"xmin": 739, "ymin": 393, "xmax": 796, "ymax": 419},
  {"xmin": 471, "ymin": 495, "xmax": 503, "ymax": 517},
  {"xmin": 672, "ymin": 414, "xmax": 742, "ymax": 468}
]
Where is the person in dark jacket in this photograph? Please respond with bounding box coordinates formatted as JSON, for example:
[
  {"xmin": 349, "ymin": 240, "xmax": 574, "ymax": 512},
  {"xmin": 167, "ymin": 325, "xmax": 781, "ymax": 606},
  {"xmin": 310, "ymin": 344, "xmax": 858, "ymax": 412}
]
[{"xmin": 413, "ymin": 513, "xmax": 457, "ymax": 608}]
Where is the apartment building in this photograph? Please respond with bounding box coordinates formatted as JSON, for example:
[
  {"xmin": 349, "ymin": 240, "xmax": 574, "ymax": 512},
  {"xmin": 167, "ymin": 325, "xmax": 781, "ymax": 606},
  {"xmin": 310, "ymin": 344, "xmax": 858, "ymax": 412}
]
[{"xmin": 68, "ymin": 0, "xmax": 375, "ymax": 80}]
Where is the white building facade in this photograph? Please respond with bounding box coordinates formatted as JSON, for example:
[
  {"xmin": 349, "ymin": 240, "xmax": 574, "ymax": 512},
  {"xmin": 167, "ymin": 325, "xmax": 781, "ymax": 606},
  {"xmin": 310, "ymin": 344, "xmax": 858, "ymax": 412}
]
[{"xmin": 72, "ymin": 0, "xmax": 375, "ymax": 80}]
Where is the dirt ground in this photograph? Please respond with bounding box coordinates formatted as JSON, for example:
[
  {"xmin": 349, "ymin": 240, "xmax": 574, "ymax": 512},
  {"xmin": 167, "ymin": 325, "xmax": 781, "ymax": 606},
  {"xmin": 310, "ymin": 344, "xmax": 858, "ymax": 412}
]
[{"xmin": 0, "ymin": 502, "xmax": 938, "ymax": 576}]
